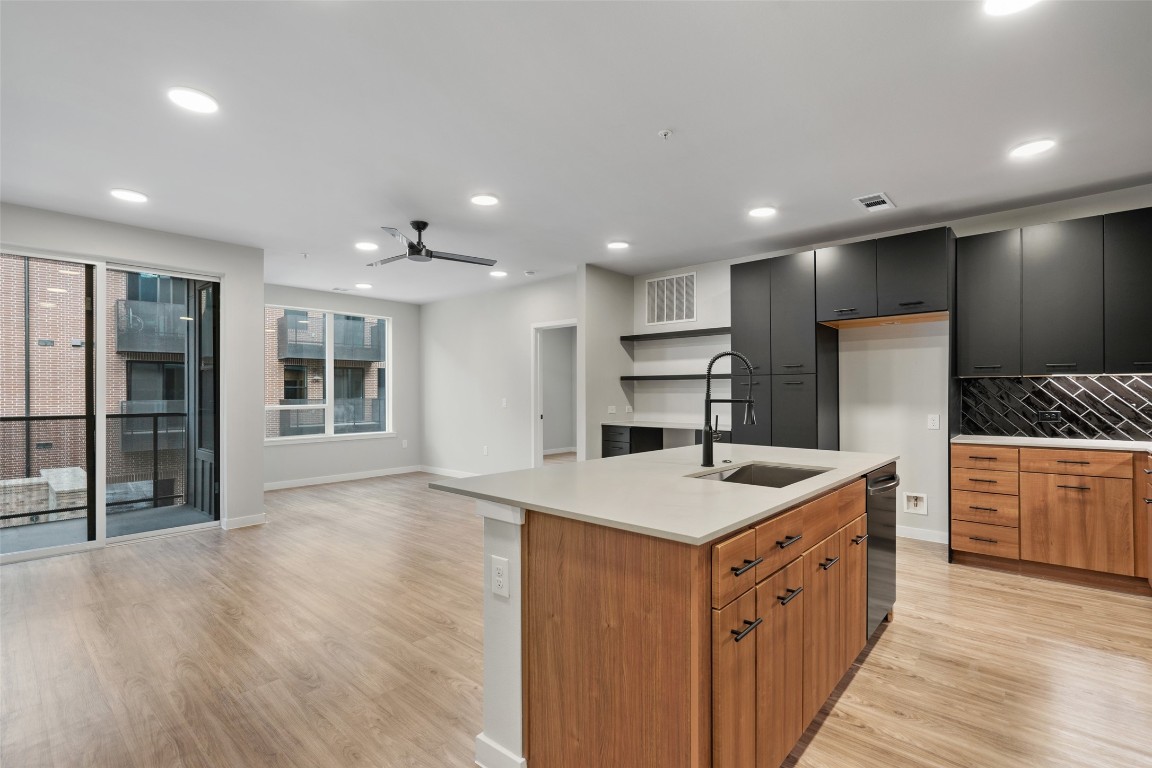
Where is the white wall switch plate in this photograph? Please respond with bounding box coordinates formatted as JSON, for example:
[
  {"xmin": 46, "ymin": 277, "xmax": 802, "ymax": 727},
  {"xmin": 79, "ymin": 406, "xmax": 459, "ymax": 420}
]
[
  {"xmin": 491, "ymin": 555, "xmax": 510, "ymax": 598},
  {"xmin": 903, "ymin": 492, "xmax": 928, "ymax": 515},
  {"xmin": 501, "ymin": 398, "xmax": 507, "ymax": 408},
  {"xmin": 927, "ymin": 414, "xmax": 940, "ymax": 430},
  {"xmin": 402, "ymin": 439, "xmax": 408, "ymax": 448},
  {"xmin": 482, "ymin": 445, "xmax": 489, "ymax": 456},
  {"xmin": 625, "ymin": 405, "xmax": 633, "ymax": 413},
  {"xmin": 608, "ymin": 405, "xmax": 617, "ymax": 414}
]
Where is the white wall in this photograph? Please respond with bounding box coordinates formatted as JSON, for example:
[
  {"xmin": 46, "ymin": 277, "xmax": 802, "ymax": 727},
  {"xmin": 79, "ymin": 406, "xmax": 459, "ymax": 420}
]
[
  {"xmin": 262, "ymin": 284, "xmax": 422, "ymax": 488},
  {"xmin": 576, "ymin": 265, "xmax": 634, "ymax": 461},
  {"xmin": 540, "ymin": 326, "xmax": 576, "ymax": 452},
  {"xmin": 422, "ymin": 275, "xmax": 576, "ymax": 475},
  {"xmin": 838, "ymin": 322, "xmax": 951, "ymax": 539},
  {"xmin": 0, "ymin": 203, "xmax": 266, "ymax": 527}
]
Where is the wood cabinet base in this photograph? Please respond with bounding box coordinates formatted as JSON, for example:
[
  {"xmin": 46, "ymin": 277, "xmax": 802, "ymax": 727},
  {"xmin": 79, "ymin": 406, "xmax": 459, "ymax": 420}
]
[{"xmin": 952, "ymin": 551, "xmax": 1152, "ymax": 597}]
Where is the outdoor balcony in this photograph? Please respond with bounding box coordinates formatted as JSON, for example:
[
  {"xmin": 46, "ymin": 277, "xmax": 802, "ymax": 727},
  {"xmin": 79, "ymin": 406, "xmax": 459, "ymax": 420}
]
[
  {"xmin": 116, "ymin": 299, "xmax": 187, "ymax": 354},
  {"xmin": 277, "ymin": 315, "xmax": 385, "ymax": 362}
]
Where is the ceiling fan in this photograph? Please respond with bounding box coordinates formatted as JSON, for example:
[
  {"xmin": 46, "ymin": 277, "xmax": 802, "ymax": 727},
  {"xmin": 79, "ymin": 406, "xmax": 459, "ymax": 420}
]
[{"xmin": 367, "ymin": 220, "xmax": 496, "ymax": 267}]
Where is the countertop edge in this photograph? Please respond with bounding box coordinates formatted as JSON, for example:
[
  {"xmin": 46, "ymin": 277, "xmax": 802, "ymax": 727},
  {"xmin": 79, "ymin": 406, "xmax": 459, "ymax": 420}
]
[{"xmin": 951, "ymin": 434, "xmax": 1152, "ymax": 452}]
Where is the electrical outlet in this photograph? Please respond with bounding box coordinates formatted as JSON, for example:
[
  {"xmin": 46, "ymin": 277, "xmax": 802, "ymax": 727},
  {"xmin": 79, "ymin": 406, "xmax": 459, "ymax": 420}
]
[
  {"xmin": 402, "ymin": 439, "xmax": 408, "ymax": 449},
  {"xmin": 926, "ymin": 414, "xmax": 940, "ymax": 430},
  {"xmin": 491, "ymin": 555, "xmax": 510, "ymax": 598},
  {"xmin": 482, "ymin": 445, "xmax": 488, "ymax": 456},
  {"xmin": 608, "ymin": 405, "xmax": 617, "ymax": 414},
  {"xmin": 903, "ymin": 492, "xmax": 928, "ymax": 515},
  {"xmin": 1038, "ymin": 410, "xmax": 1062, "ymax": 423},
  {"xmin": 625, "ymin": 405, "xmax": 633, "ymax": 413}
]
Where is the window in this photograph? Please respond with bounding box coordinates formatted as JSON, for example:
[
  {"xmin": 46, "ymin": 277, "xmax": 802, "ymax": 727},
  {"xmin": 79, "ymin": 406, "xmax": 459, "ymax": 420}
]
[
  {"xmin": 127, "ymin": 361, "xmax": 185, "ymax": 402},
  {"xmin": 126, "ymin": 273, "xmax": 186, "ymax": 304},
  {"xmin": 264, "ymin": 307, "xmax": 390, "ymax": 439}
]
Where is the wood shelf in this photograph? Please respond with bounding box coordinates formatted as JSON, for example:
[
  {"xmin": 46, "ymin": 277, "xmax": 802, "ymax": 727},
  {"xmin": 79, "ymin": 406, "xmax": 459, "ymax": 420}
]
[{"xmin": 620, "ymin": 326, "xmax": 731, "ymax": 343}]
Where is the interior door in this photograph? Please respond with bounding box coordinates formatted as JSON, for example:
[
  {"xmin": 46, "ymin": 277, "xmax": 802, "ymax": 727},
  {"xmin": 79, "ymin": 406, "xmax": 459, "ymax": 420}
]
[{"xmin": 190, "ymin": 280, "xmax": 220, "ymax": 517}]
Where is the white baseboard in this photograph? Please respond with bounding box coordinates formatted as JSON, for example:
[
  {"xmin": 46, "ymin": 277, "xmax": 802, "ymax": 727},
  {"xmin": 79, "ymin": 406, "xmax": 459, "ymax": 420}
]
[
  {"xmin": 474, "ymin": 733, "xmax": 526, "ymax": 768},
  {"xmin": 222, "ymin": 512, "xmax": 268, "ymax": 530},
  {"xmin": 421, "ymin": 466, "xmax": 480, "ymax": 478},
  {"xmin": 542, "ymin": 447, "xmax": 576, "ymax": 456},
  {"xmin": 263, "ymin": 465, "xmax": 424, "ymax": 491},
  {"xmin": 896, "ymin": 525, "xmax": 948, "ymax": 544}
]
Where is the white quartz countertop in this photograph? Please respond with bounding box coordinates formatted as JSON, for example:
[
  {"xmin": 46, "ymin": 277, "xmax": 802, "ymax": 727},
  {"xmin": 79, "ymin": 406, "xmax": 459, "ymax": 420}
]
[
  {"xmin": 602, "ymin": 420, "xmax": 716, "ymax": 431},
  {"xmin": 430, "ymin": 444, "xmax": 897, "ymax": 545},
  {"xmin": 952, "ymin": 434, "xmax": 1152, "ymax": 453}
]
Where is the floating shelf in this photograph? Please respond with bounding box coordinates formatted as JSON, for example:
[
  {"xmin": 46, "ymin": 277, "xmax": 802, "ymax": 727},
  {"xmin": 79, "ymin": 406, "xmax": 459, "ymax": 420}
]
[
  {"xmin": 621, "ymin": 373, "xmax": 737, "ymax": 382},
  {"xmin": 620, "ymin": 326, "xmax": 731, "ymax": 343}
]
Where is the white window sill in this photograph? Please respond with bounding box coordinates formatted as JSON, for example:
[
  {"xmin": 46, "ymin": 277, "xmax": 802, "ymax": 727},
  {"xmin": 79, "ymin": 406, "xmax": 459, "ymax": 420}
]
[{"xmin": 265, "ymin": 432, "xmax": 397, "ymax": 446}]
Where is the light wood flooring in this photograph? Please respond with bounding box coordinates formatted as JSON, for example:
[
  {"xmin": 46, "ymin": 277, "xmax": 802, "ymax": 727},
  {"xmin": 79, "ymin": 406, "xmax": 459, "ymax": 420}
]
[{"xmin": 2, "ymin": 471, "xmax": 1151, "ymax": 768}]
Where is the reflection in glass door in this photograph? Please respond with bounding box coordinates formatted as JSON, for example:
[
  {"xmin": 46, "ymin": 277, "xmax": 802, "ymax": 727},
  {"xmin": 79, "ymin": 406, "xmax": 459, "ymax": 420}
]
[
  {"xmin": 0, "ymin": 254, "xmax": 95, "ymax": 555},
  {"xmin": 104, "ymin": 269, "xmax": 219, "ymax": 537}
]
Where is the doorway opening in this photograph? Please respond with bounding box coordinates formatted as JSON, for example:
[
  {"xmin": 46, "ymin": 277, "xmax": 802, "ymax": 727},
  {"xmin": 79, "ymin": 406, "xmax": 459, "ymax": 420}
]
[{"xmin": 531, "ymin": 321, "xmax": 578, "ymax": 469}]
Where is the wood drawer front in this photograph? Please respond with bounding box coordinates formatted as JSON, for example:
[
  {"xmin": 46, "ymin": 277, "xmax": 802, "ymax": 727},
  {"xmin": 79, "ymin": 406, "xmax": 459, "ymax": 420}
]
[
  {"xmin": 836, "ymin": 478, "xmax": 866, "ymax": 529},
  {"xmin": 951, "ymin": 490, "xmax": 1020, "ymax": 527},
  {"xmin": 951, "ymin": 444, "xmax": 1020, "ymax": 472},
  {"xmin": 801, "ymin": 491, "xmax": 841, "ymax": 554},
  {"xmin": 754, "ymin": 506, "xmax": 807, "ymax": 581},
  {"xmin": 712, "ymin": 528, "xmax": 759, "ymax": 609},
  {"xmin": 1019, "ymin": 448, "xmax": 1133, "ymax": 479},
  {"xmin": 950, "ymin": 467, "xmax": 1019, "ymax": 496},
  {"xmin": 1020, "ymin": 473, "xmax": 1134, "ymax": 575},
  {"xmin": 951, "ymin": 520, "xmax": 1020, "ymax": 559}
]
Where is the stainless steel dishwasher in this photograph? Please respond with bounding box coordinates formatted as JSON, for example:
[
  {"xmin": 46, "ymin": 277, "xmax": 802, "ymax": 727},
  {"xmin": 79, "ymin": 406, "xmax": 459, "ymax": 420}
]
[{"xmin": 866, "ymin": 464, "xmax": 899, "ymax": 637}]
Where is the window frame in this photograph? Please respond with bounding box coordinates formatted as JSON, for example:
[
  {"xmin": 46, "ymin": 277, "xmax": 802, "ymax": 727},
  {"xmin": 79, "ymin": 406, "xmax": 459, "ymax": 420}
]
[{"xmin": 264, "ymin": 305, "xmax": 393, "ymax": 443}]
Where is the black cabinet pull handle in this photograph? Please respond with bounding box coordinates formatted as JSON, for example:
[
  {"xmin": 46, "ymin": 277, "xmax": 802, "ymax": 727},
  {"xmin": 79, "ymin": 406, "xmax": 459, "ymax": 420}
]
[
  {"xmin": 1132, "ymin": 361, "xmax": 1152, "ymax": 366},
  {"xmin": 968, "ymin": 455, "xmax": 998, "ymax": 460},
  {"xmin": 819, "ymin": 556, "xmax": 840, "ymax": 570},
  {"xmin": 781, "ymin": 363, "xmax": 804, "ymax": 368},
  {"xmin": 777, "ymin": 534, "xmax": 803, "ymax": 549},
  {"xmin": 1144, "ymin": 498, "xmax": 1152, "ymax": 504},
  {"xmin": 973, "ymin": 365, "xmax": 1002, "ymax": 369},
  {"xmin": 731, "ymin": 557, "xmax": 763, "ymax": 576},
  {"xmin": 732, "ymin": 617, "xmax": 762, "ymax": 642},
  {"xmin": 751, "ymin": 365, "xmax": 761, "ymax": 370},
  {"xmin": 1144, "ymin": 469, "xmax": 1151, "ymax": 475},
  {"xmin": 970, "ymin": 536, "xmax": 999, "ymax": 544},
  {"xmin": 784, "ymin": 381, "xmax": 804, "ymax": 386},
  {"xmin": 778, "ymin": 587, "xmax": 804, "ymax": 606},
  {"xmin": 970, "ymin": 505, "xmax": 999, "ymax": 512},
  {"xmin": 833, "ymin": 308, "xmax": 857, "ymax": 313},
  {"xmin": 1056, "ymin": 460, "xmax": 1090, "ymax": 465},
  {"xmin": 1057, "ymin": 485, "xmax": 1090, "ymax": 491},
  {"xmin": 1045, "ymin": 363, "xmax": 1077, "ymax": 368},
  {"xmin": 969, "ymin": 478, "xmax": 997, "ymax": 483},
  {"xmin": 898, "ymin": 301, "xmax": 924, "ymax": 307},
  {"xmin": 852, "ymin": 534, "xmax": 869, "ymax": 545}
]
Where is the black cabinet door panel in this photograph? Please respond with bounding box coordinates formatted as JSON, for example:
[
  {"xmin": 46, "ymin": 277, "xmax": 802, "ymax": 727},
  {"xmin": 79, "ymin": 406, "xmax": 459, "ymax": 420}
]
[
  {"xmin": 730, "ymin": 260, "xmax": 771, "ymax": 374},
  {"xmin": 771, "ymin": 375, "xmax": 817, "ymax": 449},
  {"xmin": 876, "ymin": 228, "xmax": 950, "ymax": 316},
  {"xmin": 1104, "ymin": 207, "xmax": 1152, "ymax": 373},
  {"xmin": 731, "ymin": 376, "xmax": 772, "ymax": 446},
  {"xmin": 816, "ymin": 242, "xmax": 877, "ymax": 322},
  {"xmin": 770, "ymin": 251, "xmax": 817, "ymax": 374},
  {"xmin": 956, "ymin": 229, "xmax": 1022, "ymax": 376},
  {"xmin": 1022, "ymin": 216, "xmax": 1104, "ymax": 375}
]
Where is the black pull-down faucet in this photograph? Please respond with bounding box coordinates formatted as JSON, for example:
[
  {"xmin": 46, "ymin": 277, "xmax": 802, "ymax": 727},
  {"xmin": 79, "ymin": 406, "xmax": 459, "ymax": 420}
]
[{"xmin": 702, "ymin": 351, "xmax": 757, "ymax": 467}]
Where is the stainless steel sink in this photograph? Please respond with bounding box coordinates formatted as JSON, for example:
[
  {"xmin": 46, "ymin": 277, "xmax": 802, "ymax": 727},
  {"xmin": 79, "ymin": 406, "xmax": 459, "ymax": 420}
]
[{"xmin": 694, "ymin": 462, "xmax": 831, "ymax": 488}]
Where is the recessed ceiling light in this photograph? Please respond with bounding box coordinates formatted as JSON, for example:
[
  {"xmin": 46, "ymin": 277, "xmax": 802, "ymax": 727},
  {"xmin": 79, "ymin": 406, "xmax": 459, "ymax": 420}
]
[
  {"xmin": 984, "ymin": 0, "xmax": 1041, "ymax": 16},
  {"xmin": 471, "ymin": 194, "xmax": 500, "ymax": 206},
  {"xmin": 355, "ymin": 283, "xmax": 372, "ymax": 289},
  {"xmin": 58, "ymin": 268, "xmax": 82, "ymax": 275},
  {"xmin": 110, "ymin": 188, "xmax": 148, "ymax": 203},
  {"xmin": 748, "ymin": 207, "xmax": 778, "ymax": 218},
  {"xmin": 46, "ymin": 287, "xmax": 67, "ymax": 294},
  {"xmin": 167, "ymin": 86, "xmax": 219, "ymax": 114},
  {"xmin": 355, "ymin": 242, "xmax": 378, "ymax": 251},
  {"xmin": 490, "ymin": 271, "xmax": 508, "ymax": 278},
  {"xmin": 1009, "ymin": 138, "xmax": 1056, "ymax": 158},
  {"xmin": 179, "ymin": 316, "xmax": 194, "ymax": 321},
  {"xmin": 39, "ymin": 302, "xmax": 56, "ymax": 308},
  {"xmin": 607, "ymin": 241, "xmax": 630, "ymax": 250}
]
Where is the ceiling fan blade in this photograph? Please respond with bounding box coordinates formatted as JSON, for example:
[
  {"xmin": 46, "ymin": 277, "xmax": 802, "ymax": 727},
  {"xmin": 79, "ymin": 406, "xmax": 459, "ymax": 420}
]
[
  {"xmin": 366, "ymin": 253, "xmax": 407, "ymax": 267},
  {"xmin": 427, "ymin": 250, "xmax": 497, "ymax": 267},
  {"xmin": 380, "ymin": 226, "xmax": 413, "ymax": 246}
]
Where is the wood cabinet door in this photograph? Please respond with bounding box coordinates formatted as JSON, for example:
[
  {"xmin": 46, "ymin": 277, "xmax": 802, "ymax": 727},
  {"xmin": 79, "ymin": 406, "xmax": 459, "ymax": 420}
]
[
  {"xmin": 755, "ymin": 561, "xmax": 805, "ymax": 768},
  {"xmin": 955, "ymin": 229, "xmax": 1022, "ymax": 376},
  {"xmin": 713, "ymin": 589, "xmax": 759, "ymax": 768},
  {"xmin": 1021, "ymin": 216, "xmax": 1104, "ymax": 375},
  {"xmin": 1103, "ymin": 207, "xmax": 1152, "ymax": 374},
  {"xmin": 769, "ymin": 251, "xmax": 817, "ymax": 374},
  {"xmin": 815, "ymin": 241, "xmax": 877, "ymax": 322},
  {"xmin": 731, "ymin": 260, "xmax": 773, "ymax": 375},
  {"xmin": 802, "ymin": 533, "xmax": 842, "ymax": 724},
  {"xmin": 1020, "ymin": 473, "xmax": 1134, "ymax": 575},
  {"xmin": 841, "ymin": 515, "xmax": 869, "ymax": 672},
  {"xmin": 876, "ymin": 227, "xmax": 951, "ymax": 316}
]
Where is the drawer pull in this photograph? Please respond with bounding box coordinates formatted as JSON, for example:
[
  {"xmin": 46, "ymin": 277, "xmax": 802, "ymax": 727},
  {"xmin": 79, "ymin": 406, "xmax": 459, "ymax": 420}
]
[
  {"xmin": 783, "ymin": 381, "xmax": 804, "ymax": 386},
  {"xmin": 781, "ymin": 363, "xmax": 804, "ymax": 368},
  {"xmin": 967, "ymin": 455, "xmax": 999, "ymax": 461},
  {"xmin": 973, "ymin": 365, "xmax": 1002, "ymax": 370},
  {"xmin": 1057, "ymin": 485, "xmax": 1090, "ymax": 491},
  {"xmin": 1045, "ymin": 363, "xmax": 1078, "ymax": 368},
  {"xmin": 819, "ymin": 556, "xmax": 840, "ymax": 570},
  {"xmin": 1142, "ymin": 469, "xmax": 1150, "ymax": 475},
  {"xmin": 778, "ymin": 587, "xmax": 804, "ymax": 606},
  {"xmin": 898, "ymin": 300, "xmax": 925, "ymax": 307},
  {"xmin": 1145, "ymin": 498, "xmax": 1152, "ymax": 504},
  {"xmin": 969, "ymin": 505, "xmax": 1000, "ymax": 512},
  {"xmin": 833, "ymin": 307, "xmax": 857, "ymax": 313},
  {"xmin": 732, "ymin": 618, "xmax": 762, "ymax": 642},
  {"xmin": 852, "ymin": 534, "xmax": 869, "ymax": 545},
  {"xmin": 731, "ymin": 557, "xmax": 763, "ymax": 577},
  {"xmin": 776, "ymin": 534, "xmax": 803, "ymax": 549},
  {"xmin": 1132, "ymin": 361, "xmax": 1152, "ymax": 366},
  {"xmin": 970, "ymin": 536, "xmax": 999, "ymax": 544},
  {"xmin": 1056, "ymin": 460, "xmax": 1090, "ymax": 465},
  {"xmin": 969, "ymin": 478, "xmax": 997, "ymax": 484}
]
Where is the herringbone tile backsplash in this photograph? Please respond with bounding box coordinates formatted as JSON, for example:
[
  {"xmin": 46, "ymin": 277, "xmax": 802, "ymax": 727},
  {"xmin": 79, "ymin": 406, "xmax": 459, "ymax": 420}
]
[{"xmin": 960, "ymin": 375, "xmax": 1152, "ymax": 441}]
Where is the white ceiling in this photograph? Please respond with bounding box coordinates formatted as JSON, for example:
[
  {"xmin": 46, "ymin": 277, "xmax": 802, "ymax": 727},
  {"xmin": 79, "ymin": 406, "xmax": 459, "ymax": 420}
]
[{"xmin": 3, "ymin": 1, "xmax": 1151, "ymax": 304}]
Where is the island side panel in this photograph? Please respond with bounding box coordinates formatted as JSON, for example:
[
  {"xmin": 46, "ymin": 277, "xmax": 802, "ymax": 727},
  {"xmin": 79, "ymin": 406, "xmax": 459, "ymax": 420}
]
[{"xmin": 524, "ymin": 510, "xmax": 711, "ymax": 768}]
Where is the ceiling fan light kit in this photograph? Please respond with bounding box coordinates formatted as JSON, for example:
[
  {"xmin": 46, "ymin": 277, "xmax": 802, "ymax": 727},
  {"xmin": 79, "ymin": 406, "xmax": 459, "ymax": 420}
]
[{"xmin": 368, "ymin": 220, "xmax": 497, "ymax": 268}]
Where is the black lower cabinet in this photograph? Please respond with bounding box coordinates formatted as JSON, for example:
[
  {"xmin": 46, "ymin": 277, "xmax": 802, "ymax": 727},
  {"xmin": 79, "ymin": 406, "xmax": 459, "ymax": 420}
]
[
  {"xmin": 731, "ymin": 379, "xmax": 772, "ymax": 446},
  {"xmin": 601, "ymin": 425, "xmax": 663, "ymax": 457},
  {"xmin": 772, "ymin": 376, "xmax": 817, "ymax": 448}
]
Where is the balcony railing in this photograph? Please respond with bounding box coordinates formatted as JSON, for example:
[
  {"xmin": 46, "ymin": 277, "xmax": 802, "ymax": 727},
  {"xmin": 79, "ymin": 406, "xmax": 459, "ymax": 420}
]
[
  {"xmin": 116, "ymin": 300, "xmax": 187, "ymax": 353},
  {"xmin": 276, "ymin": 398, "xmax": 385, "ymax": 436},
  {"xmin": 277, "ymin": 316, "xmax": 386, "ymax": 362},
  {"xmin": 118, "ymin": 401, "xmax": 186, "ymax": 453}
]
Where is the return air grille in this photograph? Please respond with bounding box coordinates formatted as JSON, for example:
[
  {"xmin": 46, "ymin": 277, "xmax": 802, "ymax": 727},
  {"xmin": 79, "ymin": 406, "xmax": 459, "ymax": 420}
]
[
  {"xmin": 646, "ymin": 272, "xmax": 696, "ymax": 325},
  {"xmin": 854, "ymin": 192, "xmax": 895, "ymax": 212}
]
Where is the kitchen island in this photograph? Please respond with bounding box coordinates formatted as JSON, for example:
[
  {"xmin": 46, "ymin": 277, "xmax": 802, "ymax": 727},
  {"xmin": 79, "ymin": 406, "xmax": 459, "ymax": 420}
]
[{"xmin": 432, "ymin": 443, "xmax": 898, "ymax": 768}]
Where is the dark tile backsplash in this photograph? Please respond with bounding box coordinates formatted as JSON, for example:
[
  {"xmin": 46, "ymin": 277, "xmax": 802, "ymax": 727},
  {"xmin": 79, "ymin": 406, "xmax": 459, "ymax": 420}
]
[{"xmin": 960, "ymin": 375, "xmax": 1152, "ymax": 441}]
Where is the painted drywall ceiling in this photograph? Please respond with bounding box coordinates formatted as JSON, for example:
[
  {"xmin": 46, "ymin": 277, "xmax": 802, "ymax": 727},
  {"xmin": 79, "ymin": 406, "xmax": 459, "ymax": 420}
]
[{"xmin": 3, "ymin": 1, "xmax": 1151, "ymax": 304}]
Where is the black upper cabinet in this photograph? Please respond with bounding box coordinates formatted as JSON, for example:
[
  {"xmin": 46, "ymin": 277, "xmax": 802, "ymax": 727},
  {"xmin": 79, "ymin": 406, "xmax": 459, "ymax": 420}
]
[
  {"xmin": 955, "ymin": 229, "xmax": 1022, "ymax": 377},
  {"xmin": 1021, "ymin": 216, "xmax": 1104, "ymax": 376},
  {"xmin": 815, "ymin": 241, "xmax": 877, "ymax": 322},
  {"xmin": 730, "ymin": 260, "xmax": 771, "ymax": 374},
  {"xmin": 1104, "ymin": 207, "xmax": 1152, "ymax": 373},
  {"xmin": 876, "ymin": 228, "xmax": 951, "ymax": 316},
  {"xmin": 770, "ymin": 252, "xmax": 817, "ymax": 374}
]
